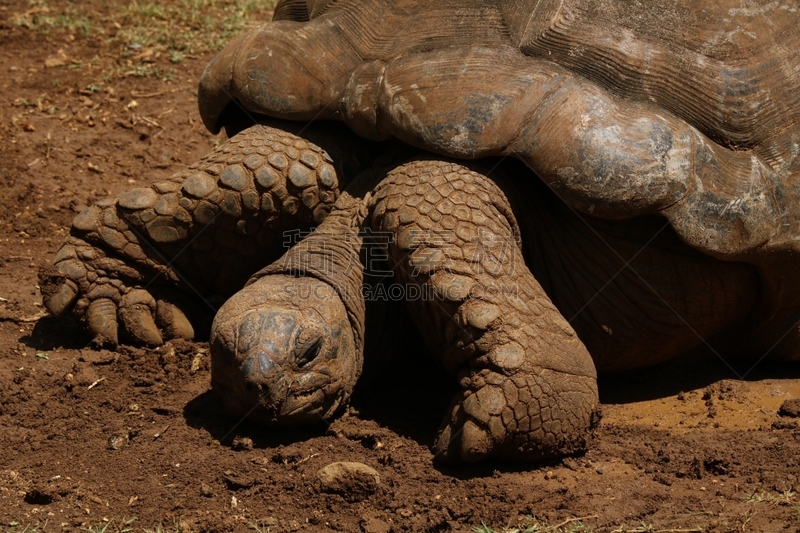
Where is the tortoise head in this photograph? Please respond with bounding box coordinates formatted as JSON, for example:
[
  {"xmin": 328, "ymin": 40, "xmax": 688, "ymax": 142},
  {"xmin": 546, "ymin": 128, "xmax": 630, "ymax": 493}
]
[{"xmin": 210, "ymin": 274, "xmax": 360, "ymax": 426}]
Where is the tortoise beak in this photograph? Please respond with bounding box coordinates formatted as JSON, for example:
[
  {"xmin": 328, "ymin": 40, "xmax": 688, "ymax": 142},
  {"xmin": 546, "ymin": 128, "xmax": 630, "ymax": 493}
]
[{"xmin": 238, "ymin": 350, "xmax": 290, "ymax": 410}]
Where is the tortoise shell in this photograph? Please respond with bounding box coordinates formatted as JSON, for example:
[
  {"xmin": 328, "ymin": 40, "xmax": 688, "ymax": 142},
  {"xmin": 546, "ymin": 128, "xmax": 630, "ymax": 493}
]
[{"xmin": 198, "ymin": 0, "xmax": 800, "ymax": 263}]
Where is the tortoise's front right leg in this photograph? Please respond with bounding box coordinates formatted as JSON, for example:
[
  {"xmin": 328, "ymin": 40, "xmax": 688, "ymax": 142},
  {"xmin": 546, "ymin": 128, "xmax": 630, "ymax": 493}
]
[
  {"xmin": 40, "ymin": 123, "xmax": 356, "ymax": 346},
  {"xmin": 370, "ymin": 159, "xmax": 599, "ymax": 462}
]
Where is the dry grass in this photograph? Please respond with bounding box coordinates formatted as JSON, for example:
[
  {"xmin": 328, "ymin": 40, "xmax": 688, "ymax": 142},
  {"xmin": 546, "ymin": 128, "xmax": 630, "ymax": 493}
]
[{"xmin": 473, "ymin": 515, "xmax": 596, "ymax": 533}]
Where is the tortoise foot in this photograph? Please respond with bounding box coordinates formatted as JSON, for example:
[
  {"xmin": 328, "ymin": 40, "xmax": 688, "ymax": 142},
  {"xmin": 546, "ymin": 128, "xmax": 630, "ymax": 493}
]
[
  {"xmin": 40, "ymin": 123, "xmax": 352, "ymax": 346},
  {"xmin": 39, "ymin": 234, "xmax": 199, "ymax": 347},
  {"xmin": 435, "ymin": 366, "xmax": 598, "ymax": 463}
]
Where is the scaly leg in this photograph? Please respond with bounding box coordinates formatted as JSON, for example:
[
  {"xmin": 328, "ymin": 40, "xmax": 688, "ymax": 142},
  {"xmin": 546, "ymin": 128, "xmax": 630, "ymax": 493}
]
[{"xmin": 370, "ymin": 159, "xmax": 599, "ymax": 462}]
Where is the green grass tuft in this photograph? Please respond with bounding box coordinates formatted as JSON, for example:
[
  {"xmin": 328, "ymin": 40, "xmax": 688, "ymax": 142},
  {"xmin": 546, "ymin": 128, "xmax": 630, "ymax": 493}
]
[
  {"xmin": 110, "ymin": 0, "xmax": 277, "ymax": 56},
  {"xmin": 11, "ymin": 0, "xmax": 278, "ymax": 79},
  {"xmin": 4, "ymin": 524, "xmax": 43, "ymax": 533}
]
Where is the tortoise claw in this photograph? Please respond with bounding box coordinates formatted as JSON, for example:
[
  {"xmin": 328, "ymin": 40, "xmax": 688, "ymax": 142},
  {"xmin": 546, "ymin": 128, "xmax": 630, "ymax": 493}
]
[
  {"xmin": 119, "ymin": 306, "xmax": 163, "ymax": 347},
  {"xmin": 156, "ymin": 301, "xmax": 195, "ymax": 341},
  {"xmin": 86, "ymin": 298, "xmax": 119, "ymax": 347},
  {"xmin": 40, "ymin": 270, "xmax": 78, "ymax": 317},
  {"xmin": 434, "ymin": 401, "xmax": 493, "ymax": 464},
  {"xmin": 119, "ymin": 290, "xmax": 163, "ymax": 347}
]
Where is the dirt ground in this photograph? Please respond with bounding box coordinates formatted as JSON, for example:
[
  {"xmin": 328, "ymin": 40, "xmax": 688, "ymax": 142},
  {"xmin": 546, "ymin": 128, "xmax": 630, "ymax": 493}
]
[{"xmin": 1, "ymin": 1, "xmax": 800, "ymax": 532}]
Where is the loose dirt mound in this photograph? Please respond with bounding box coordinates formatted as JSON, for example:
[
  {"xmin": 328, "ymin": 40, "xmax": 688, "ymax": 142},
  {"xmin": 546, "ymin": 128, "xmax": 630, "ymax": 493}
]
[{"xmin": 1, "ymin": 1, "xmax": 800, "ymax": 531}]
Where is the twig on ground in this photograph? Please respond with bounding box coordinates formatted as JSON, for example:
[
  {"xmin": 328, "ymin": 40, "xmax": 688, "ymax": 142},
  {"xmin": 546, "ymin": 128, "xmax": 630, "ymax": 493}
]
[
  {"xmin": 553, "ymin": 515, "xmax": 599, "ymax": 530},
  {"xmin": 0, "ymin": 312, "xmax": 47, "ymax": 323},
  {"xmin": 87, "ymin": 377, "xmax": 106, "ymax": 390},
  {"xmin": 131, "ymin": 88, "xmax": 181, "ymax": 98}
]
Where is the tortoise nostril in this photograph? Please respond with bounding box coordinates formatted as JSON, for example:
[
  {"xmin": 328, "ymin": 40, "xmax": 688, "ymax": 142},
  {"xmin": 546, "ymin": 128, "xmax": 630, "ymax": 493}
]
[{"xmin": 296, "ymin": 339, "xmax": 322, "ymax": 368}]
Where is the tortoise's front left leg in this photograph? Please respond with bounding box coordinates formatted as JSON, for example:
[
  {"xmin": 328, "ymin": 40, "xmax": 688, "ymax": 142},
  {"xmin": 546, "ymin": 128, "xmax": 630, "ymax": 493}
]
[
  {"xmin": 370, "ymin": 159, "xmax": 599, "ymax": 462},
  {"xmin": 40, "ymin": 123, "xmax": 362, "ymax": 346}
]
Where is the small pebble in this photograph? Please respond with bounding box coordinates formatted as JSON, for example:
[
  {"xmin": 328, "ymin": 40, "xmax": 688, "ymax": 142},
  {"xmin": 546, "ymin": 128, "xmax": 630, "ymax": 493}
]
[{"xmin": 317, "ymin": 461, "xmax": 380, "ymax": 502}]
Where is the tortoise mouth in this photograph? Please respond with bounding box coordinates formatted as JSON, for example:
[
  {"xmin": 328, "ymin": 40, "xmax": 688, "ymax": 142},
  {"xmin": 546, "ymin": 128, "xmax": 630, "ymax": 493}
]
[
  {"xmin": 279, "ymin": 388, "xmax": 330, "ymax": 419},
  {"xmin": 211, "ymin": 369, "xmax": 342, "ymax": 425}
]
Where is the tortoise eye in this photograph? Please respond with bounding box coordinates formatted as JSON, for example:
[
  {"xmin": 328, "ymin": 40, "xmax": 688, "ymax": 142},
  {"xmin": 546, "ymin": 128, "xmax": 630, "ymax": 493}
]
[{"xmin": 296, "ymin": 339, "xmax": 322, "ymax": 368}]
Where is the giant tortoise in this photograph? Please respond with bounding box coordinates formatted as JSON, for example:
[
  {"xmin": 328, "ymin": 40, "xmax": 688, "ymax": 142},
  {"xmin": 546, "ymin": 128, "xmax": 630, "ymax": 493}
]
[{"xmin": 40, "ymin": 0, "xmax": 800, "ymax": 462}]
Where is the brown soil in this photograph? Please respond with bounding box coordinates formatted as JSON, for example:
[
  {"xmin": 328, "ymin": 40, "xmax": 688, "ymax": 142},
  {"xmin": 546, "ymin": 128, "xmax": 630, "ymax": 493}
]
[{"xmin": 2, "ymin": 2, "xmax": 800, "ymax": 531}]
